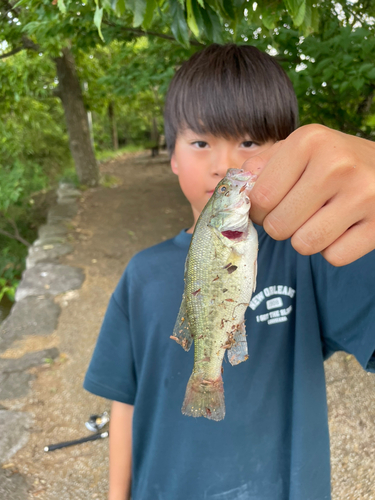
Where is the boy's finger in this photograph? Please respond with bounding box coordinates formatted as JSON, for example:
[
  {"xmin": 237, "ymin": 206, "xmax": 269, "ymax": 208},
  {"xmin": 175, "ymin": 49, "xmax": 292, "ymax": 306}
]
[
  {"xmin": 289, "ymin": 193, "xmax": 362, "ymax": 258},
  {"xmin": 320, "ymin": 218, "xmax": 375, "ymax": 266},
  {"xmin": 259, "ymin": 154, "xmax": 344, "ymax": 241},
  {"xmin": 242, "ymin": 141, "xmax": 283, "ymax": 177},
  {"xmin": 244, "ymin": 138, "xmax": 310, "ymax": 225}
]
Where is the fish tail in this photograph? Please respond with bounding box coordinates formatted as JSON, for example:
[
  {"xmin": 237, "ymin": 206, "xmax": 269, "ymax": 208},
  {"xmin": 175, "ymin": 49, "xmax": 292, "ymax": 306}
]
[{"xmin": 182, "ymin": 373, "xmax": 225, "ymax": 421}]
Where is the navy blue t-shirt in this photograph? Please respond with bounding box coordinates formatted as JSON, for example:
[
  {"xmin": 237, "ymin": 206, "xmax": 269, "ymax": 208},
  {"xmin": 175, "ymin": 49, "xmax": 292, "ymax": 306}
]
[{"xmin": 84, "ymin": 226, "xmax": 375, "ymax": 500}]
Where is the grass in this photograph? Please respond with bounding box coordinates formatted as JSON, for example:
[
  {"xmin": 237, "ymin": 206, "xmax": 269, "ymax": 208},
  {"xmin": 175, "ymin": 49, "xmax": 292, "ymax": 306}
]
[
  {"xmin": 96, "ymin": 145, "xmax": 143, "ymax": 162},
  {"xmin": 57, "ymin": 145, "xmax": 144, "ymax": 188}
]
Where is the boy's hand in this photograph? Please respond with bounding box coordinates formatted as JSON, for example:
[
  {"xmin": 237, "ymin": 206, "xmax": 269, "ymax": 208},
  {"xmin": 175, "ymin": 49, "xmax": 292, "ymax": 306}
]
[{"xmin": 244, "ymin": 124, "xmax": 375, "ymax": 267}]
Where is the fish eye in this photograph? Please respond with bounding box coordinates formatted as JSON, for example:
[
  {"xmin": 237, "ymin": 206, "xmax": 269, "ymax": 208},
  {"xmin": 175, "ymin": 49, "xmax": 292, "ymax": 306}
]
[{"xmin": 219, "ymin": 185, "xmax": 228, "ymax": 193}]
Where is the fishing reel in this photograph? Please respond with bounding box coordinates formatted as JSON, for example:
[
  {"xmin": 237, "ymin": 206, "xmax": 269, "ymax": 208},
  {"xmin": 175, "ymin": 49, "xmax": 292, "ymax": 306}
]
[{"xmin": 85, "ymin": 411, "xmax": 110, "ymax": 432}]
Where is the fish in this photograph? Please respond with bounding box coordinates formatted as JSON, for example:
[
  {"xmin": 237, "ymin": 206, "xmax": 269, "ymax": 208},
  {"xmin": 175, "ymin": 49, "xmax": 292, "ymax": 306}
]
[{"xmin": 171, "ymin": 168, "xmax": 258, "ymax": 421}]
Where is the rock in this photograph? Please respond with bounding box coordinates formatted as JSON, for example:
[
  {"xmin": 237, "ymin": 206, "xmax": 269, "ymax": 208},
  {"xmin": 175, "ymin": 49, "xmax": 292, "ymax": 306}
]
[
  {"xmin": 15, "ymin": 263, "xmax": 85, "ymax": 302},
  {"xmin": 0, "ymin": 348, "xmax": 59, "ymax": 400},
  {"xmin": 57, "ymin": 182, "xmax": 81, "ymax": 199},
  {"xmin": 0, "ymin": 410, "xmax": 32, "ymax": 463},
  {"xmin": 57, "ymin": 196, "xmax": 80, "ymax": 205},
  {"xmin": 47, "ymin": 203, "xmax": 78, "ymax": 224},
  {"xmin": 33, "ymin": 236, "xmax": 68, "ymax": 247},
  {"xmin": 26, "ymin": 243, "xmax": 73, "ymax": 269},
  {"xmin": 0, "ymin": 296, "xmax": 60, "ymax": 353},
  {"xmin": 38, "ymin": 224, "xmax": 68, "ymax": 240},
  {"xmin": 0, "ymin": 371, "xmax": 35, "ymax": 400},
  {"xmin": 0, "ymin": 468, "xmax": 29, "ymax": 499},
  {"xmin": 0, "ymin": 347, "xmax": 60, "ymax": 373}
]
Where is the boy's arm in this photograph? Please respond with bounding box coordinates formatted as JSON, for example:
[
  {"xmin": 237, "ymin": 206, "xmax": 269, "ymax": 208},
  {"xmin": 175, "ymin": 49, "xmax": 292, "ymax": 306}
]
[
  {"xmin": 108, "ymin": 401, "xmax": 134, "ymax": 500},
  {"xmin": 245, "ymin": 124, "xmax": 375, "ymax": 266}
]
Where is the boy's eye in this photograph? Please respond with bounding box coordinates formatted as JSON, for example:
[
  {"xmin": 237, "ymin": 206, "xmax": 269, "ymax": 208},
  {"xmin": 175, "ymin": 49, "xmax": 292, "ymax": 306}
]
[
  {"xmin": 241, "ymin": 140, "xmax": 256, "ymax": 148},
  {"xmin": 192, "ymin": 141, "xmax": 208, "ymax": 149}
]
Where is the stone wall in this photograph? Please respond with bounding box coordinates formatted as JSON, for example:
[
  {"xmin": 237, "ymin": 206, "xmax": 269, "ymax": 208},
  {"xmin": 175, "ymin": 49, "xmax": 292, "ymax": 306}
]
[{"xmin": 0, "ymin": 182, "xmax": 85, "ymax": 496}]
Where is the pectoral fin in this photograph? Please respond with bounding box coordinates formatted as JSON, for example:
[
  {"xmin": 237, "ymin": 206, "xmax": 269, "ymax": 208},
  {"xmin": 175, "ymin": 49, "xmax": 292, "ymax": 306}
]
[
  {"xmin": 171, "ymin": 294, "xmax": 193, "ymax": 351},
  {"xmin": 227, "ymin": 322, "xmax": 248, "ymax": 366}
]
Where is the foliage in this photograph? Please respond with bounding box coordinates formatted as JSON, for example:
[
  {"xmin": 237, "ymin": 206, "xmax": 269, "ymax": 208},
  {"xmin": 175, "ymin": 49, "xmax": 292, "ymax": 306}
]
[
  {"xmin": 1, "ymin": 0, "xmax": 375, "ymax": 309},
  {"xmin": 102, "ymin": 0, "xmax": 321, "ymax": 45},
  {"xmin": 289, "ymin": 22, "xmax": 375, "ymax": 137},
  {"xmin": 0, "ymin": 276, "xmax": 17, "ymax": 301}
]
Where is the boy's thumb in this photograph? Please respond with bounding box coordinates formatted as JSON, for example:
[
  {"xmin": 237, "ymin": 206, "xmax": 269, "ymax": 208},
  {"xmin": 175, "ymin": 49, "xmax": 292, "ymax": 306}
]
[{"xmin": 242, "ymin": 141, "xmax": 283, "ymax": 176}]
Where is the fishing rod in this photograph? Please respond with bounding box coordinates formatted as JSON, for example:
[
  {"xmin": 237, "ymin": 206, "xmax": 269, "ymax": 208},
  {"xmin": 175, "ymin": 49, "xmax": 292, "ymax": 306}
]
[
  {"xmin": 44, "ymin": 431, "xmax": 109, "ymax": 452},
  {"xmin": 44, "ymin": 411, "xmax": 110, "ymax": 452}
]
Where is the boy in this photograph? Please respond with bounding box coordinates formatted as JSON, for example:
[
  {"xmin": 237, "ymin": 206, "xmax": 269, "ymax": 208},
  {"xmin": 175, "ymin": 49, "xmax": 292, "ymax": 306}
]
[{"xmin": 84, "ymin": 44, "xmax": 375, "ymax": 500}]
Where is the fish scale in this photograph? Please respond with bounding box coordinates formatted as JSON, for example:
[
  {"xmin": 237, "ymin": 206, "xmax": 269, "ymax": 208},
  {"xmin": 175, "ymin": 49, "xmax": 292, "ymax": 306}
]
[{"xmin": 171, "ymin": 169, "xmax": 258, "ymax": 421}]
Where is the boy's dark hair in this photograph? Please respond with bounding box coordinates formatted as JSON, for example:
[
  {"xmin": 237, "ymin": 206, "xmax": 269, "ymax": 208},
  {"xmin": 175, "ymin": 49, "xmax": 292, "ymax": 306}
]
[{"xmin": 164, "ymin": 43, "xmax": 298, "ymax": 154}]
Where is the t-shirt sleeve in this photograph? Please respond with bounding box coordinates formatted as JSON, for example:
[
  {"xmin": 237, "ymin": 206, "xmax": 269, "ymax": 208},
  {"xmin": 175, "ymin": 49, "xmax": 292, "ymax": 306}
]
[
  {"xmin": 83, "ymin": 291, "xmax": 137, "ymax": 404},
  {"xmin": 311, "ymin": 251, "xmax": 375, "ymax": 373}
]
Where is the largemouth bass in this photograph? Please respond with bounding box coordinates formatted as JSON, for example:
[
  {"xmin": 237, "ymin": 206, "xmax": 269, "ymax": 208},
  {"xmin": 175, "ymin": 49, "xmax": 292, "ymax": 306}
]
[{"xmin": 171, "ymin": 168, "xmax": 258, "ymax": 421}]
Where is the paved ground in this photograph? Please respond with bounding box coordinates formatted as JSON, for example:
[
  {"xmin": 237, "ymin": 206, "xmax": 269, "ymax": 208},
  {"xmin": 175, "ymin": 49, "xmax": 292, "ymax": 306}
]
[{"xmin": 0, "ymin": 151, "xmax": 374, "ymax": 499}]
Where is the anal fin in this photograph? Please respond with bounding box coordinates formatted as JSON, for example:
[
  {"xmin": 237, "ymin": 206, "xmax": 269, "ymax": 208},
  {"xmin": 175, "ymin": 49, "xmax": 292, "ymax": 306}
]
[
  {"xmin": 227, "ymin": 321, "xmax": 248, "ymax": 366},
  {"xmin": 171, "ymin": 293, "xmax": 193, "ymax": 351}
]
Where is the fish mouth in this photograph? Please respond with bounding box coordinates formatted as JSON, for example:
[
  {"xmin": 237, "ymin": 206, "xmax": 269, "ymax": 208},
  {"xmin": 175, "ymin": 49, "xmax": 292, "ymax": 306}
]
[{"xmin": 226, "ymin": 168, "xmax": 257, "ymax": 185}]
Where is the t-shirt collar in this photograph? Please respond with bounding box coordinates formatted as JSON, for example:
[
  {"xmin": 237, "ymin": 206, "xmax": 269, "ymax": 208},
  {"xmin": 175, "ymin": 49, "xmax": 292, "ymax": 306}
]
[{"xmin": 173, "ymin": 228, "xmax": 192, "ymax": 248}]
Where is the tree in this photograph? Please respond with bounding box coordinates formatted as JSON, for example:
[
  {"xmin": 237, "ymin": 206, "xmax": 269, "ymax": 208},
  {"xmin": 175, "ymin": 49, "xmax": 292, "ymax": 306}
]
[
  {"xmin": 0, "ymin": 0, "xmax": 111, "ymax": 186},
  {"xmin": 97, "ymin": 1, "xmax": 375, "ymax": 140}
]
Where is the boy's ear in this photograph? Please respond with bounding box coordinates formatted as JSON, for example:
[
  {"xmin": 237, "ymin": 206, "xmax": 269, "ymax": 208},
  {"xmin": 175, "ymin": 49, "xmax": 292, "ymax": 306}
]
[{"xmin": 171, "ymin": 153, "xmax": 178, "ymax": 175}]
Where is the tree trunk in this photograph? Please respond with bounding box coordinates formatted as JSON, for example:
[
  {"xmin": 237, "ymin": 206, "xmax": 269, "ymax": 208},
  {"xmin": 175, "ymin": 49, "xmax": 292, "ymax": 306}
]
[
  {"xmin": 108, "ymin": 101, "xmax": 118, "ymax": 150},
  {"xmin": 55, "ymin": 48, "xmax": 98, "ymax": 187},
  {"xmin": 151, "ymin": 114, "xmax": 159, "ymax": 157}
]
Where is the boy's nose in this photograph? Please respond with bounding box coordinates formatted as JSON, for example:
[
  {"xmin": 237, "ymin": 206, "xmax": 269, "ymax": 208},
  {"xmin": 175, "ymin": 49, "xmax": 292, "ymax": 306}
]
[{"xmin": 212, "ymin": 151, "xmax": 237, "ymax": 177}]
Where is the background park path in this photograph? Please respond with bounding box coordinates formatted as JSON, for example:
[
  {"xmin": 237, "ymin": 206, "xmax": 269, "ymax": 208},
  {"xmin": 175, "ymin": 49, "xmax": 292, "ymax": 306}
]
[{"xmin": 1, "ymin": 152, "xmax": 374, "ymax": 499}]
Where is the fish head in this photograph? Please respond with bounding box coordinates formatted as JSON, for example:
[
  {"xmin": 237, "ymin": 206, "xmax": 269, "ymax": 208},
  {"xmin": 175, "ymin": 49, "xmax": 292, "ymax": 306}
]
[{"xmin": 208, "ymin": 168, "xmax": 257, "ymax": 243}]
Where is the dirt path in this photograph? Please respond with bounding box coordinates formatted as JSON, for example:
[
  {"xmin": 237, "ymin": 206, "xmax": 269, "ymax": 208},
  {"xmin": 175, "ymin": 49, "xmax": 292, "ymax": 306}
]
[{"xmin": 2, "ymin": 152, "xmax": 374, "ymax": 499}]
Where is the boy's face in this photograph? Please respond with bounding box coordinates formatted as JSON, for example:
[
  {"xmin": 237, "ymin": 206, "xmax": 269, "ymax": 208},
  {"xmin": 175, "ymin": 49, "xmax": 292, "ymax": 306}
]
[{"xmin": 171, "ymin": 128, "xmax": 275, "ymax": 232}]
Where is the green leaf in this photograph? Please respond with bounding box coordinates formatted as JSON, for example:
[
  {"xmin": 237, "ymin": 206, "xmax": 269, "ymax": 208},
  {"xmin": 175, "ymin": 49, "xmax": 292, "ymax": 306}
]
[
  {"xmin": 200, "ymin": 3, "xmax": 214, "ymax": 40},
  {"xmin": 186, "ymin": 0, "xmax": 199, "ymax": 37},
  {"xmin": 359, "ymin": 63, "xmax": 374, "ymax": 75},
  {"xmin": 339, "ymin": 81, "xmax": 349, "ymax": 93},
  {"xmin": 221, "ymin": 0, "xmax": 236, "ymax": 21},
  {"xmin": 314, "ymin": 58, "xmax": 332, "ymax": 73},
  {"xmin": 285, "ymin": 0, "xmax": 306, "ymax": 27},
  {"xmin": 191, "ymin": 0, "xmax": 205, "ymax": 36},
  {"xmin": 112, "ymin": 0, "xmax": 126, "ymax": 15},
  {"xmin": 132, "ymin": 0, "xmax": 147, "ymax": 27},
  {"xmin": 196, "ymin": 0, "xmax": 204, "ymax": 6},
  {"xmin": 352, "ymin": 78, "xmax": 365, "ymax": 91},
  {"xmin": 143, "ymin": 0, "xmax": 156, "ymax": 29},
  {"xmin": 367, "ymin": 67, "xmax": 375, "ymax": 79},
  {"xmin": 261, "ymin": 10, "xmax": 276, "ymax": 30},
  {"xmin": 94, "ymin": 2, "xmax": 105, "ymax": 42},
  {"xmin": 170, "ymin": 0, "xmax": 190, "ymax": 47},
  {"xmin": 205, "ymin": 4, "xmax": 223, "ymax": 44},
  {"xmin": 57, "ymin": 0, "xmax": 66, "ymax": 14},
  {"xmin": 310, "ymin": 3, "xmax": 320, "ymax": 32}
]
